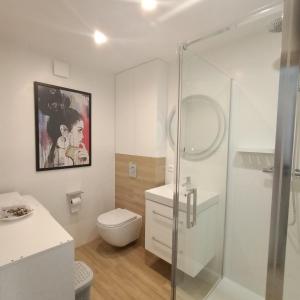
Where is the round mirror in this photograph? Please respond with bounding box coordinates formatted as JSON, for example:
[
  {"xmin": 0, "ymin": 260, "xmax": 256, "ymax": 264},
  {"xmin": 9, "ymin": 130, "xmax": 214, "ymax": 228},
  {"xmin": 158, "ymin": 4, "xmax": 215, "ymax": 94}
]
[{"xmin": 168, "ymin": 95, "xmax": 226, "ymax": 161}]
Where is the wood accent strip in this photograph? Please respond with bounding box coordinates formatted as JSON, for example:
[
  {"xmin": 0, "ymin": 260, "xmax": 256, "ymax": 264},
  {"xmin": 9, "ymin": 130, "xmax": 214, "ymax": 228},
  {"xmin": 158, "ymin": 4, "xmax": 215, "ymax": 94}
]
[{"xmin": 115, "ymin": 154, "xmax": 166, "ymax": 244}]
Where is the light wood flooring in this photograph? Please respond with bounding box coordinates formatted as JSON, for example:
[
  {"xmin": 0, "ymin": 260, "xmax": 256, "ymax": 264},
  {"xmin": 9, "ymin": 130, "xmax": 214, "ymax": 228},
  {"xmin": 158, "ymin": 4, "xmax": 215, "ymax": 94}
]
[{"xmin": 75, "ymin": 239, "xmax": 171, "ymax": 300}]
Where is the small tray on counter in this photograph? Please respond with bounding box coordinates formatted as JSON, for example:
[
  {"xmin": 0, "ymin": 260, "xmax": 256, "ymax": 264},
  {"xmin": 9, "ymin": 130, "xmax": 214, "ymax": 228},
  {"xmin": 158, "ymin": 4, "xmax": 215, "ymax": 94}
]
[{"xmin": 0, "ymin": 205, "xmax": 33, "ymax": 221}]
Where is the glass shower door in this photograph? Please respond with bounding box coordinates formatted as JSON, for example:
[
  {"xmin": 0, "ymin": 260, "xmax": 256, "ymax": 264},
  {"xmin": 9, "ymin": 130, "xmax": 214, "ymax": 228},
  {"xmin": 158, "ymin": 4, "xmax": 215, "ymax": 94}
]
[{"xmin": 172, "ymin": 47, "xmax": 232, "ymax": 300}]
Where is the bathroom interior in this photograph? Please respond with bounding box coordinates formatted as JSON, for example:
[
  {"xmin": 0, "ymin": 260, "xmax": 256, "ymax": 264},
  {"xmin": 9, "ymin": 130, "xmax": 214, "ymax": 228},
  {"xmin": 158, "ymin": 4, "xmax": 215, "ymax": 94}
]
[{"xmin": 0, "ymin": 0, "xmax": 299, "ymax": 300}]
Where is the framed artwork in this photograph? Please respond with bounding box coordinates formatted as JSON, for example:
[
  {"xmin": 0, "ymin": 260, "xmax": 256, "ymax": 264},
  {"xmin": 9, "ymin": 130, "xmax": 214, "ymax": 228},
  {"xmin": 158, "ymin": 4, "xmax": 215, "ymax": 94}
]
[{"xmin": 34, "ymin": 82, "xmax": 91, "ymax": 171}]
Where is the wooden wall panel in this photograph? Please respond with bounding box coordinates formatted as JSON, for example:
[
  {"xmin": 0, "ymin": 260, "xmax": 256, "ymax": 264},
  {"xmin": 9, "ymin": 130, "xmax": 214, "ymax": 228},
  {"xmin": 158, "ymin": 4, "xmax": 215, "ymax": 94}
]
[{"xmin": 115, "ymin": 154, "xmax": 166, "ymax": 244}]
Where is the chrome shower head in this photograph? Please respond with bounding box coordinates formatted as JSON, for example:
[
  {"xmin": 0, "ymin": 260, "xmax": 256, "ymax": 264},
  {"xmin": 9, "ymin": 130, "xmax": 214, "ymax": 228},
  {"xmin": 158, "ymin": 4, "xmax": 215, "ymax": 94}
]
[{"xmin": 269, "ymin": 17, "xmax": 283, "ymax": 33}]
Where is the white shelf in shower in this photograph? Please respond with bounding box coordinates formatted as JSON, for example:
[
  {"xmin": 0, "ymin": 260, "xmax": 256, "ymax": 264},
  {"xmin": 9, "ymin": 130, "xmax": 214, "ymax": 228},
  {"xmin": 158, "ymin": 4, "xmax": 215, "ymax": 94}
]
[{"xmin": 236, "ymin": 147, "xmax": 275, "ymax": 154}]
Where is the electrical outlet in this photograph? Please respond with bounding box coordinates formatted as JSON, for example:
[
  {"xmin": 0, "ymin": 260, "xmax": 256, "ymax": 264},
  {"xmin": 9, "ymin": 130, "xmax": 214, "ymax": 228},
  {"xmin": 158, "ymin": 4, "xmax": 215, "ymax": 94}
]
[{"xmin": 167, "ymin": 164, "xmax": 174, "ymax": 173}]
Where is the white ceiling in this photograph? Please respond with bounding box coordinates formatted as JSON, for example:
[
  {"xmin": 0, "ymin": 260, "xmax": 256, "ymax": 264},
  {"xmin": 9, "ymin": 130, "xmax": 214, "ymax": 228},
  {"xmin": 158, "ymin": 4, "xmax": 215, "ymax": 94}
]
[{"xmin": 0, "ymin": 0, "xmax": 281, "ymax": 73}]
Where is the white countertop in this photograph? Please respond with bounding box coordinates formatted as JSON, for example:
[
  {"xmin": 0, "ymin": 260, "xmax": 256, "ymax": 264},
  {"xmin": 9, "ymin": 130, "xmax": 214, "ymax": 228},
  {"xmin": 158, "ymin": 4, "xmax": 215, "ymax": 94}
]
[
  {"xmin": 0, "ymin": 192, "xmax": 73, "ymax": 269},
  {"xmin": 145, "ymin": 184, "xmax": 219, "ymax": 212}
]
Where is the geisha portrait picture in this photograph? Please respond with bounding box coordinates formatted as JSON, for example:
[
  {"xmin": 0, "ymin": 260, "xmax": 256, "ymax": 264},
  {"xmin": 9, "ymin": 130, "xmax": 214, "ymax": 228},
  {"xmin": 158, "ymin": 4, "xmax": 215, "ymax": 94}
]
[{"xmin": 34, "ymin": 82, "xmax": 91, "ymax": 171}]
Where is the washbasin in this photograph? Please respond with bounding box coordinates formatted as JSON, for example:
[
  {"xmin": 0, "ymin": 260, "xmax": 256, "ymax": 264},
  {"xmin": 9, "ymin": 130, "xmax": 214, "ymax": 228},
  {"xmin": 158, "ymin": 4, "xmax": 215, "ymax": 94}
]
[{"xmin": 145, "ymin": 184, "xmax": 219, "ymax": 213}]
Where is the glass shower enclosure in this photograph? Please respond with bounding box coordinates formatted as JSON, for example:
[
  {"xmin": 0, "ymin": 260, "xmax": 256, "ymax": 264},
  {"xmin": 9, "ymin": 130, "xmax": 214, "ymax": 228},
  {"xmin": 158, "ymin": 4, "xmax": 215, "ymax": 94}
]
[{"xmin": 171, "ymin": 0, "xmax": 300, "ymax": 299}]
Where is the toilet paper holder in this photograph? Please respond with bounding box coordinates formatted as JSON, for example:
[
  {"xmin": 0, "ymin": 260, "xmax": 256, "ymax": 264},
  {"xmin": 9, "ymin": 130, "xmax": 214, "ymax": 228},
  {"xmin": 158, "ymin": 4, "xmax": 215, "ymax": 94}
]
[
  {"xmin": 66, "ymin": 191, "xmax": 83, "ymax": 213},
  {"xmin": 66, "ymin": 191, "xmax": 84, "ymax": 202}
]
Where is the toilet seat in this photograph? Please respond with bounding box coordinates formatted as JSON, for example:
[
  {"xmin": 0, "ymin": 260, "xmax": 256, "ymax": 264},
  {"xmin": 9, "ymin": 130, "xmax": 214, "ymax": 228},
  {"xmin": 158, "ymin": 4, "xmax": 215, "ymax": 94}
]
[{"xmin": 97, "ymin": 208, "xmax": 137, "ymax": 228}]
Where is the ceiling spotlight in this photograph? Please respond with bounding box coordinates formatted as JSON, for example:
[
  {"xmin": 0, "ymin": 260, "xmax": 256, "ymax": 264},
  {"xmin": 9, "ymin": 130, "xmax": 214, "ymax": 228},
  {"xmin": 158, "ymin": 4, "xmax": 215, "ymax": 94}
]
[
  {"xmin": 141, "ymin": 0, "xmax": 157, "ymax": 11},
  {"xmin": 94, "ymin": 30, "xmax": 108, "ymax": 45}
]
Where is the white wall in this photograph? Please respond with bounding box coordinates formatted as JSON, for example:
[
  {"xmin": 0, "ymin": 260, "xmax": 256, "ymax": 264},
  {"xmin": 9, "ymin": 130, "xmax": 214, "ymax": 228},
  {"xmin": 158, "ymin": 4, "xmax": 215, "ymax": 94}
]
[
  {"xmin": 0, "ymin": 41, "xmax": 115, "ymax": 247},
  {"xmin": 116, "ymin": 59, "xmax": 168, "ymax": 157},
  {"xmin": 166, "ymin": 30, "xmax": 282, "ymax": 296}
]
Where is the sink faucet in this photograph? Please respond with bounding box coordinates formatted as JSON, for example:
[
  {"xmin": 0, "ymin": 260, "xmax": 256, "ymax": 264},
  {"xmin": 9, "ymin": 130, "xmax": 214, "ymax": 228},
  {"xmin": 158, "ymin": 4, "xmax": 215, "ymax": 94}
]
[{"xmin": 182, "ymin": 176, "xmax": 192, "ymax": 189}]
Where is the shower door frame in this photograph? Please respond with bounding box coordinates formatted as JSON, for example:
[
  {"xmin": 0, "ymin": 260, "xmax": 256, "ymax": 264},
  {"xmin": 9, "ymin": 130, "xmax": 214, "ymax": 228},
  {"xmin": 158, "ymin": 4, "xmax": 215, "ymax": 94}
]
[
  {"xmin": 266, "ymin": 0, "xmax": 300, "ymax": 299},
  {"xmin": 171, "ymin": 0, "xmax": 300, "ymax": 299}
]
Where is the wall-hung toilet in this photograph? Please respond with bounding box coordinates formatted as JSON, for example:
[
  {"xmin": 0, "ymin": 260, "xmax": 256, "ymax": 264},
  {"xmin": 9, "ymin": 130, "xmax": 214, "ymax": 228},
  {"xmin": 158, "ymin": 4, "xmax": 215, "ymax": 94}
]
[{"xmin": 97, "ymin": 208, "xmax": 142, "ymax": 247}]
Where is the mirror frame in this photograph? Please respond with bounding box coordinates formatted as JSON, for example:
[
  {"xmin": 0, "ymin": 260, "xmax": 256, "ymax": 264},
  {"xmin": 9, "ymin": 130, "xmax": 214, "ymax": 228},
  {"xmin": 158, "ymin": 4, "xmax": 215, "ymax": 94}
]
[{"xmin": 168, "ymin": 94, "xmax": 226, "ymax": 161}]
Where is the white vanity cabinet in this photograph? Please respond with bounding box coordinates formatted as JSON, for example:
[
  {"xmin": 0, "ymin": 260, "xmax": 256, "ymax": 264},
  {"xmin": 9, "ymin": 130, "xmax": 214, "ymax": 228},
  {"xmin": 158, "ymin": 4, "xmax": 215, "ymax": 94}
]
[{"xmin": 145, "ymin": 184, "xmax": 219, "ymax": 277}]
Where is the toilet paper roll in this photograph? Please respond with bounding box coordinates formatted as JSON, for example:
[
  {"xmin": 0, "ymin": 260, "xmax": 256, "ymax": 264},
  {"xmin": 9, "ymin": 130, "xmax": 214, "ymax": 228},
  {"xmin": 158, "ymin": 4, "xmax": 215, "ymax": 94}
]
[
  {"xmin": 71, "ymin": 197, "xmax": 82, "ymax": 206},
  {"xmin": 70, "ymin": 197, "xmax": 82, "ymax": 213}
]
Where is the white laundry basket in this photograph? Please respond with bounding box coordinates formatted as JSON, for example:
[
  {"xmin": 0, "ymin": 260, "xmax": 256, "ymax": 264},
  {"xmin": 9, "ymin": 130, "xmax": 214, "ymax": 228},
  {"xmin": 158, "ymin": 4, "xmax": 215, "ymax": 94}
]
[{"xmin": 74, "ymin": 261, "xmax": 93, "ymax": 300}]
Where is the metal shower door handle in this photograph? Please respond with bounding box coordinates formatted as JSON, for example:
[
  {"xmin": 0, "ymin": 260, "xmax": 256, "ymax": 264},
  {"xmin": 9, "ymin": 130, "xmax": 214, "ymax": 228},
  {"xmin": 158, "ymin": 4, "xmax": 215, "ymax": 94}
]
[
  {"xmin": 186, "ymin": 188, "xmax": 197, "ymax": 229},
  {"xmin": 193, "ymin": 188, "xmax": 197, "ymax": 227}
]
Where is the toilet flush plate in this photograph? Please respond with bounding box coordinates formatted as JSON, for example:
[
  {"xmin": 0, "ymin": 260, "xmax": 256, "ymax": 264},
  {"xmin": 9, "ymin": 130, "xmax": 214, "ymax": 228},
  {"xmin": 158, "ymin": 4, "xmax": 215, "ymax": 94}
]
[{"xmin": 129, "ymin": 162, "xmax": 137, "ymax": 178}]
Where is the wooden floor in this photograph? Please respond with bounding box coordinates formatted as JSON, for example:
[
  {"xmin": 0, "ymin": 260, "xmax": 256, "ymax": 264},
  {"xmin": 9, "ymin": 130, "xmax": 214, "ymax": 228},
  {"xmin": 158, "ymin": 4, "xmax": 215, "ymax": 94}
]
[{"xmin": 75, "ymin": 239, "xmax": 171, "ymax": 300}]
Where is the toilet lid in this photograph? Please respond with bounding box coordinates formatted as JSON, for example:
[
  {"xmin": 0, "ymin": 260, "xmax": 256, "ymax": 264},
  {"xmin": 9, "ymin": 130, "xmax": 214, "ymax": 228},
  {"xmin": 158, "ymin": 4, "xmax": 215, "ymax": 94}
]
[{"xmin": 97, "ymin": 208, "xmax": 138, "ymax": 227}]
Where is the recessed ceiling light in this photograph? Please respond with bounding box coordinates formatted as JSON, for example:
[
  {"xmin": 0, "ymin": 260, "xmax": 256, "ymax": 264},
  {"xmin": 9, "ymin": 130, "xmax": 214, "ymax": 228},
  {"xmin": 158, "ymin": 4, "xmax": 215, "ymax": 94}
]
[
  {"xmin": 94, "ymin": 30, "xmax": 108, "ymax": 45},
  {"xmin": 141, "ymin": 0, "xmax": 157, "ymax": 11}
]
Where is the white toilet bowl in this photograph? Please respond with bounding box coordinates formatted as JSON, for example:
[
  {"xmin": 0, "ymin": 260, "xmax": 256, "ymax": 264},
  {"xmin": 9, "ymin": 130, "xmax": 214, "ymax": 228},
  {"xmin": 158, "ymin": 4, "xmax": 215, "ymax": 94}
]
[{"xmin": 97, "ymin": 208, "xmax": 142, "ymax": 247}]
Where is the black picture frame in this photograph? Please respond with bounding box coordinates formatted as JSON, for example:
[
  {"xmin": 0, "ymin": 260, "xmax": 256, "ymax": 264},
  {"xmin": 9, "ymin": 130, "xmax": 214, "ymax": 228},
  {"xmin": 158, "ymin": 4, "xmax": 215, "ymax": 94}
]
[{"xmin": 34, "ymin": 82, "xmax": 92, "ymax": 171}]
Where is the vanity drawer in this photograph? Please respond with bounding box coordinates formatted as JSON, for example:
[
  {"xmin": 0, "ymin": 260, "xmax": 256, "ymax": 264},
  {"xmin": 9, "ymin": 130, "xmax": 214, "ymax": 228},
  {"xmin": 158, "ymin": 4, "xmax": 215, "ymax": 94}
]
[
  {"xmin": 145, "ymin": 200, "xmax": 173, "ymax": 263},
  {"xmin": 147, "ymin": 200, "xmax": 173, "ymax": 228},
  {"xmin": 145, "ymin": 198, "xmax": 218, "ymax": 277}
]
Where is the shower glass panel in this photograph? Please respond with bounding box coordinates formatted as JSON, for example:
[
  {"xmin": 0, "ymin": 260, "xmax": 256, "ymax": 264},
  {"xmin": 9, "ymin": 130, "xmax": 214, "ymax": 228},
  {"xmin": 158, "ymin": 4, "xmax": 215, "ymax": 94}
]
[
  {"xmin": 172, "ymin": 3, "xmax": 287, "ymax": 300},
  {"xmin": 283, "ymin": 88, "xmax": 300, "ymax": 300},
  {"xmin": 173, "ymin": 48, "xmax": 231, "ymax": 300}
]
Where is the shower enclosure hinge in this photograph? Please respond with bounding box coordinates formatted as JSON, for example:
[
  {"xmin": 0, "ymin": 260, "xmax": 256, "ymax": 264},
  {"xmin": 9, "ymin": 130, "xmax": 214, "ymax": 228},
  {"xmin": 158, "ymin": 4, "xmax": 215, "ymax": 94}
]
[{"xmin": 262, "ymin": 167, "xmax": 300, "ymax": 177}]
